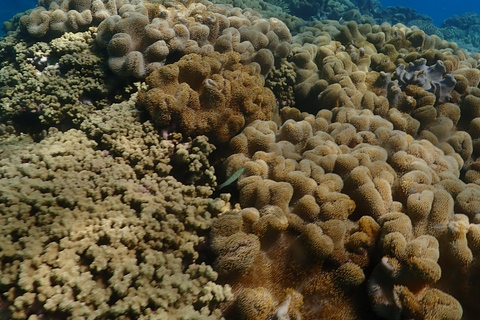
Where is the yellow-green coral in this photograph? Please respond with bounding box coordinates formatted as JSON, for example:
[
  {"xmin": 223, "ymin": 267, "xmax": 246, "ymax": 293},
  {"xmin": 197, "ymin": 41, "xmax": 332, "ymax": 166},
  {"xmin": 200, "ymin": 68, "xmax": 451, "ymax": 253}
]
[
  {"xmin": 0, "ymin": 28, "xmax": 128, "ymax": 131},
  {"xmin": 0, "ymin": 99, "xmax": 232, "ymax": 319}
]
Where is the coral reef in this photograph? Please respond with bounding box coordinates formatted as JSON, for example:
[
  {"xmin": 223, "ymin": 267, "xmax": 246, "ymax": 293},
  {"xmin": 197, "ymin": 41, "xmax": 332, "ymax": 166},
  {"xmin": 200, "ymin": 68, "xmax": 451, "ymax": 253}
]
[
  {"xmin": 20, "ymin": 0, "xmax": 94, "ymax": 38},
  {"xmin": 0, "ymin": 97, "xmax": 232, "ymax": 319},
  {"xmin": 4, "ymin": 0, "xmax": 480, "ymax": 319},
  {"xmin": 19, "ymin": 0, "xmax": 144, "ymax": 38},
  {"xmin": 137, "ymin": 51, "xmax": 276, "ymax": 143},
  {"xmin": 289, "ymin": 20, "xmax": 461, "ymax": 114},
  {"xmin": 0, "ymin": 28, "xmax": 126, "ymax": 131},
  {"xmin": 213, "ymin": 105, "xmax": 474, "ymax": 319},
  {"xmin": 442, "ymin": 12, "xmax": 480, "ymax": 31},
  {"xmin": 95, "ymin": 0, "xmax": 292, "ymax": 78},
  {"xmin": 19, "ymin": 0, "xmax": 292, "ymax": 78},
  {"xmin": 440, "ymin": 12, "xmax": 480, "ymax": 52},
  {"xmin": 287, "ymin": 20, "xmax": 480, "ymax": 168},
  {"xmin": 207, "ymin": 16, "xmax": 480, "ymax": 319},
  {"xmin": 380, "ymin": 5, "xmax": 433, "ymax": 28}
]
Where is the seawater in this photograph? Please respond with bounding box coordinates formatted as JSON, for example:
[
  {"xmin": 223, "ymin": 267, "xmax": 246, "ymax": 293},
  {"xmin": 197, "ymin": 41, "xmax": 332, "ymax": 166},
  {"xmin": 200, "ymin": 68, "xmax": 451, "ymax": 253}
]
[
  {"xmin": 380, "ymin": 0, "xmax": 480, "ymax": 26},
  {"xmin": 1, "ymin": 0, "xmax": 35, "ymax": 33}
]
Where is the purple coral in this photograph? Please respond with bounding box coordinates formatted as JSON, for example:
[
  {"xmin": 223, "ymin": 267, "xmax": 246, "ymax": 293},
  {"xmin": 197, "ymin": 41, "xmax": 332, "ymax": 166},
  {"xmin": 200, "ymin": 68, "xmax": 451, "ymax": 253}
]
[{"xmin": 394, "ymin": 58, "xmax": 457, "ymax": 103}]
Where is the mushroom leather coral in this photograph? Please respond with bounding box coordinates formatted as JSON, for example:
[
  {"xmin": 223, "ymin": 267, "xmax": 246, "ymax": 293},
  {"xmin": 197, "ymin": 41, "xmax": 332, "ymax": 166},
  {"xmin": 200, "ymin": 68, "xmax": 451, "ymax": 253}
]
[
  {"xmin": 137, "ymin": 51, "xmax": 276, "ymax": 143},
  {"xmin": 94, "ymin": 0, "xmax": 292, "ymax": 78},
  {"xmin": 288, "ymin": 22, "xmax": 473, "ymax": 148},
  {"xmin": 212, "ymin": 105, "xmax": 472, "ymax": 320}
]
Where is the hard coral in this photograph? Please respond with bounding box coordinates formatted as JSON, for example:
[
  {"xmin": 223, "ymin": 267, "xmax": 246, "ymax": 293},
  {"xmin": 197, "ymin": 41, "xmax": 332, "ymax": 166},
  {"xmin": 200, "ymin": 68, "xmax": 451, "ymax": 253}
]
[
  {"xmin": 138, "ymin": 51, "xmax": 276, "ymax": 143},
  {"xmin": 0, "ymin": 29, "xmax": 117, "ymax": 131},
  {"xmin": 0, "ymin": 100, "xmax": 232, "ymax": 319}
]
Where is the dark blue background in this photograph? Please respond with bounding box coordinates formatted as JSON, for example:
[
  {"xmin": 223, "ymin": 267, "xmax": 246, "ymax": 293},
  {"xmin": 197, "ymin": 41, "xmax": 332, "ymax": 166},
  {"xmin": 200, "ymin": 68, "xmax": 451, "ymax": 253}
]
[
  {"xmin": 1, "ymin": 0, "xmax": 36, "ymax": 29},
  {"xmin": 380, "ymin": 0, "xmax": 480, "ymax": 26}
]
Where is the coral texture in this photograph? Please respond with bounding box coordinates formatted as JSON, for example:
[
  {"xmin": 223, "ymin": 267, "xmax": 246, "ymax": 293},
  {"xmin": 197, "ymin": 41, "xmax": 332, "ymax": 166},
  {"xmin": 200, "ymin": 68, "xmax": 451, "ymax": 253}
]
[
  {"xmin": 0, "ymin": 28, "xmax": 124, "ymax": 131},
  {"xmin": 393, "ymin": 58, "xmax": 456, "ymax": 104},
  {"xmin": 287, "ymin": 20, "xmax": 480, "ymax": 174},
  {"xmin": 213, "ymin": 103, "xmax": 479, "ymax": 319},
  {"xmin": 19, "ymin": 0, "xmax": 292, "ymax": 78},
  {"xmin": 6, "ymin": 0, "xmax": 480, "ymax": 319},
  {"xmin": 0, "ymin": 98, "xmax": 232, "ymax": 319},
  {"xmin": 137, "ymin": 51, "xmax": 276, "ymax": 143},
  {"xmin": 95, "ymin": 0, "xmax": 292, "ymax": 78},
  {"xmin": 20, "ymin": 0, "xmax": 95, "ymax": 37}
]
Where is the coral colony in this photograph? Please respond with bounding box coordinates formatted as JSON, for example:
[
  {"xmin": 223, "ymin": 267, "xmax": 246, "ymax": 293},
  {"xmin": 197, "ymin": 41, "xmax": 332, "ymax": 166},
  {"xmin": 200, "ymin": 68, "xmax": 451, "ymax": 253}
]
[{"xmin": 2, "ymin": 0, "xmax": 480, "ymax": 319}]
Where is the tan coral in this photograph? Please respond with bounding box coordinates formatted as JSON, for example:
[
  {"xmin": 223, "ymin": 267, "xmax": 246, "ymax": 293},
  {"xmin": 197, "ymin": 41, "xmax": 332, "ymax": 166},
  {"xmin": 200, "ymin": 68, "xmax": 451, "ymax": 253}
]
[
  {"xmin": 138, "ymin": 51, "xmax": 275, "ymax": 143},
  {"xmin": 299, "ymin": 223, "xmax": 334, "ymax": 261},
  {"xmin": 291, "ymin": 194, "xmax": 320, "ymax": 222},
  {"xmin": 212, "ymin": 232, "xmax": 261, "ymax": 275},
  {"xmin": 213, "ymin": 100, "xmax": 479, "ymax": 319},
  {"xmin": 0, "ymin": 103, "xmax": 232, "ymax": 319},
  {"xmin": 421, "ymin": 288, "xmax": 463, "ymax": 320},
  {"xmin": 315, "ymin": 190, "xmax": 356, "ymax": 221},
  {"xmin": 94, "ymin": 0, "xmax": 293, "ymax": 78},
  {"xmin": 344, "ymin": 166, "xmax": 390, "ymax": 219},
  {"xmin": 252, "ymin": 205, "xmax": 289, "ymax": 238},
  {"xmin": 235, "ymin": 287, "xmax": 276, "ymax": 320},
  {"xmin": 238, "ymin": 177, "xmax": 293, "ymax": 214},
  {"xmin": 454, "ymin": 184, "xmax": 480, "ymax": 220}
]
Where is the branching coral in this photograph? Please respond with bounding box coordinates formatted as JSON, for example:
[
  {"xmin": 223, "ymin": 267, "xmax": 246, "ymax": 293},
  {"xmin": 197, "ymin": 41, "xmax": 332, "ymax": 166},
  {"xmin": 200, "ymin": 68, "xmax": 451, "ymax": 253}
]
[
  {"xmin": 0, "ymin": 99, "xmax": 232, "ymax": 319},
  {"xmin": 0, "ymin": 28, "xmax": 125, "ymax": 131}
]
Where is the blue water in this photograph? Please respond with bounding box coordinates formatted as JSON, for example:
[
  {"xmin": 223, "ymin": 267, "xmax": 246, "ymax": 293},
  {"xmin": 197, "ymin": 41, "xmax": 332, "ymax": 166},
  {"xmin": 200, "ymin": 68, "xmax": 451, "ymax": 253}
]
[
  {"xmin": 380, "ymin": 0, "xmax": 480, "ymax": 26},
  {"xmin": 1, "ymin": 0, "xmax": 35, "ymax": 29}
]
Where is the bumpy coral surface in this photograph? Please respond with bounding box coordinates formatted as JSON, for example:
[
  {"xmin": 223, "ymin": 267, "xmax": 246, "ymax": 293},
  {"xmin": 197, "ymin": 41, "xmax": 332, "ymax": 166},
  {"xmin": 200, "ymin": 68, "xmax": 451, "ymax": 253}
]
[
  {"xmin": 213, "ymin": 106, "xmax": 473, "ymax": 319},
  {"xmin": 19, "ymin": 0, "xmax": 292, "ymax": 79},
  {"xmin": 0, "ymin": 99, "xmax": 232, "ymax": 319},
  {"xmin": 95, "ymin": 0, "xmax": 292, "ymax": 78},
  {"xmin": 137, "ymin": 51, "xmax": 276, "ymax": 143},
  {"xmin": 207, "ymin": 15, "xmax": 480, "ymax": 320},
  {"xmin": 5, "ymin": 0, "xmax": 480, "ymax": 319},
  {"xmin": 0, "ymin": 28, "xmax": 125, "ymax": 131},
  {"xmin": 287, "ymin": 21, "xmax": 480, "ymax": 169}
]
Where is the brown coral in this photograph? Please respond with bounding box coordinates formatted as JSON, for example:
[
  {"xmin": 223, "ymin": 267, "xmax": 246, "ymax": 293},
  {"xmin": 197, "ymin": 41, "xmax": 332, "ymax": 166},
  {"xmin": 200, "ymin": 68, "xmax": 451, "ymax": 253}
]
[
  {"xmin": 95, "ymin": 0, "xmax": 292, "ymax": 78},
  {"xmin": 8, "ymin": 1, "xmax": 480, "ymax": 320},
  {"xmin": 138, "ymin": 51, "xmax": 276, "ymax": 142},
  {"xmin": 213, "ymin": 103, "xmax": 478, "ymax": 319}
]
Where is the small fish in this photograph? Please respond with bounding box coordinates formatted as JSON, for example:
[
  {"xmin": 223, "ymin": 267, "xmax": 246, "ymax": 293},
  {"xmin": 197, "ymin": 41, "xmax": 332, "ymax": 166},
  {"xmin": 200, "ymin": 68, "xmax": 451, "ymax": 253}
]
[{"xmin": 217, "ymin": 167, "xmax": 245, "ymax": 190}]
